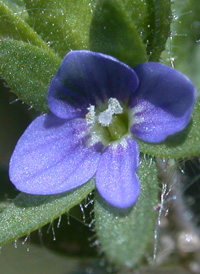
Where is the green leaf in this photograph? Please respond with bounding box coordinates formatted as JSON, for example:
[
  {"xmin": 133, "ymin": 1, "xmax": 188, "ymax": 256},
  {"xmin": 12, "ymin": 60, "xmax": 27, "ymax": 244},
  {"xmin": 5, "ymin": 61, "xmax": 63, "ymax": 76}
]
[
  {"xmin": 89, "ymin": 0, "xmax": 147, "ymax": 67},
  {"xmin": 0, "ymin": 1, "xmax": 53, "ymax": 52},
  {"xmin": 138, "ymin": 99, "xmax": 200, "ymax": 158},
  {"xmin": 121, "ymin": 0, "xmax": 154, "ymax": 42},
  {"xmin": 0, "ymin": 39, "xmax": 61, "ymax": 112},
  {"xmin": 121, "ymin": 0, "xmax": 171, "ymax": 61},
  {"xmin": 2, "ymin": 0, "xmax": 28, "ymax": 20},
  {"xmin": 94, "ymin": 157, "xmax": 158, "ymax": 268},
  {"xmin": 90, "ymin": 0, "xmax": 171, "ymax": 66},
  {"xmin": 0, "ymin": 180, "xmax": 94, "ymax": 246},
  {"xmin": 24, "ymin": 0, "xmax": 95, "ymax": 57},
  {"xmin": 170, "ymin": 0, "xmax": 200, "ymax": 91},
  {"xmin": 148, "ymin": 0, "xmax": 171, "ymax": 61},
  {"xmin": 0, "ymin": 202, "xmax": 7, "ymax": 213}
]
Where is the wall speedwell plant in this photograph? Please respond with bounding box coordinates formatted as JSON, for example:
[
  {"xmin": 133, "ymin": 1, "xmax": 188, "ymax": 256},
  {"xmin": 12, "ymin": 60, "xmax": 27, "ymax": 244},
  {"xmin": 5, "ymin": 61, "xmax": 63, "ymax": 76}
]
[
  {"xmin": 0, "ymin": 0, "xmax": 200, "ymax": 271},
  {"xmin": 9, "ymin": 50, "xmax": 197, "ymax": 209}
]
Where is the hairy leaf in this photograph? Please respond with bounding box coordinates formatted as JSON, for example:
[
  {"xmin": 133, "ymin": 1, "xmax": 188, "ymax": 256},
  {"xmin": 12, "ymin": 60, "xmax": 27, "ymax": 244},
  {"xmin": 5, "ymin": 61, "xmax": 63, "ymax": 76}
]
[
  {"xmin": 0, "ymin": 39, "xmax": 61, "ymax": 111},
  {"xmin": 24, "ymin": 0, "xmax": 95, "ymax": 57},
  {"xmin": 0, "ymin": 180, "xmax": 94, "ymax": 246},
  {"xmin": 0, "ymin": 1, "xmax": 52, "ymax": 51},
  {"xmin": 89, "ymin": 0, "xmax": 147, "ymax": 67}
]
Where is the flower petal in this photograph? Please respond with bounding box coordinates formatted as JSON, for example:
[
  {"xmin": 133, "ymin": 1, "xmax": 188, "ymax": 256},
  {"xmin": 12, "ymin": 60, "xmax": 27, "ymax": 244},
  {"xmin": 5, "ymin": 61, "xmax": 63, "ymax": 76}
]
[
  {"xmin": 48, "ymin": 50, "xmax": 139, "ymax": 119},
  {"xmin": 95, "ymin": 138, "xmax": 140, "ymax": 208},
  {"xmin": 130, "ymin": 62, "xmax": 197, "ymax": 143},
  {"xmin": 9, "ymin": 114, "xmax": 103, "ymax": 194}
]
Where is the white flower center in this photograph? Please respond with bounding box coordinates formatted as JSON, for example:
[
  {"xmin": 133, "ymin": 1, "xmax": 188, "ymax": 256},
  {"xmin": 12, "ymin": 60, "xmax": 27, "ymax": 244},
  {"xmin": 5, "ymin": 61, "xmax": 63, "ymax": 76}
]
[
  {"xmin": 85, "ymin": 97, "xmax": 131, "ymax": 146},
  {"xmin": 86, "ymin": 98, "xmax": 123, "ymax": 127}
]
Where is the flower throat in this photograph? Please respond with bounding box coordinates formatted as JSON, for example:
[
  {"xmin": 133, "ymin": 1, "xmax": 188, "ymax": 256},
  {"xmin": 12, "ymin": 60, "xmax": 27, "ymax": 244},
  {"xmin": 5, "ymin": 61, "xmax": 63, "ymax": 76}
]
[{"xmin": 86, "ymin": 98, "xmax": 129, "ymax": 144}]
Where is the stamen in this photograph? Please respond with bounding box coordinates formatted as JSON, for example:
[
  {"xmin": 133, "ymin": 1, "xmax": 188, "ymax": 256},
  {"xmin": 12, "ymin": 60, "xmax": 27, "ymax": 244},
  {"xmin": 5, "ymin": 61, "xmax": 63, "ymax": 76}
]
[
  {"xmin": 108, "ymin": 98, "xmax": 123, "ymax": 114},
  {"xmin": 86, "ymin": 105, "xmax": 96, "ymax": 125},
  {"xmin": 97, "ymin": 98, "xmax": 123, "ymax": 126}
]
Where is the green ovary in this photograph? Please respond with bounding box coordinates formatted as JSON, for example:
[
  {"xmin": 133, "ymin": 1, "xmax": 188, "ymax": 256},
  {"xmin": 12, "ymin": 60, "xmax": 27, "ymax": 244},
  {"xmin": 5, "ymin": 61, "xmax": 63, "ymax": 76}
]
[{"xmin": 104, "ymin": 112, "xmax": 129, "ymax": 141}]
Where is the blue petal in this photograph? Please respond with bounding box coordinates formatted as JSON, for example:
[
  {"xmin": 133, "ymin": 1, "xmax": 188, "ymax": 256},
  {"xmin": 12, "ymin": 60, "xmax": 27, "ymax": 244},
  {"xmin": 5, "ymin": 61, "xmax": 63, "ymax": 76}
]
[
  {"xmin": 9, "ymin": 114, "xmax": 103, "ymax": 194},
  {"xmin": 130, "ymin": 62, "xmax": 197, "ymax": 143},
  {"xmin": 95, "ymin": 138, "xmax": 140, "ymax": 208},
  {"xmin": 48, "ymin": 50, "xmax": 139, "ymax": 119}
]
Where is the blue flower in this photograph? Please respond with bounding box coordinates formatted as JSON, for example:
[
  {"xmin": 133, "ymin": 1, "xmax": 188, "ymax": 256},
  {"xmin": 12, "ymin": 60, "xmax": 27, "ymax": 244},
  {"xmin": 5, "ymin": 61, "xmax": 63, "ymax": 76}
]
[{"xmin": 9, "ymin": 51, "xmax": 197, "ymax": 208}]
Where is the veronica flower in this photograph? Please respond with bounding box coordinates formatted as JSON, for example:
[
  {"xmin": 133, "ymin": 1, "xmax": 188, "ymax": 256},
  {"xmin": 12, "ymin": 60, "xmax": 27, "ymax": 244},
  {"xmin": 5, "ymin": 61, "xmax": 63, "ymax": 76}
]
[{"xmin": 9, "ymin": 51, "xmax": 196, "ymax": 208}]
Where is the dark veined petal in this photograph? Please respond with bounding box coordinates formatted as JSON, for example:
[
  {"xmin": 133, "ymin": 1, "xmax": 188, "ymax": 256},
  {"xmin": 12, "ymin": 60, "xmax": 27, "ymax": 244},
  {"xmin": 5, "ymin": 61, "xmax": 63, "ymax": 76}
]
[
  {"xmin": 9, "ymin": 114, "xmax": 103, "ymax": 194},
  {"xmin": 130, "ymin": 62, "xmax": 197, "ymax": 143},
  {"xmin": 48, "ymin": 50, "xmax": 139, "ymax": 119},
  {"xmin": 95, "ymin": 137, "xmax": 140, "ymax": 208}
]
